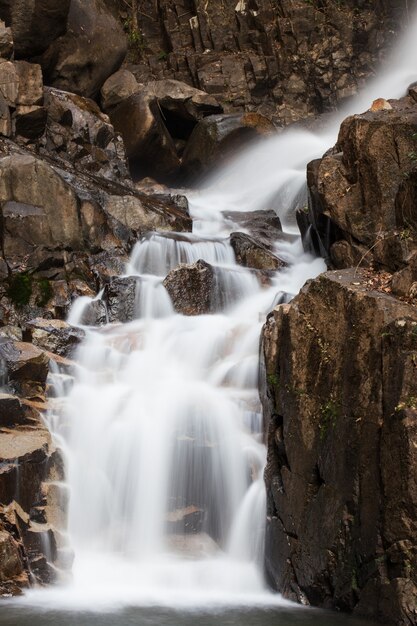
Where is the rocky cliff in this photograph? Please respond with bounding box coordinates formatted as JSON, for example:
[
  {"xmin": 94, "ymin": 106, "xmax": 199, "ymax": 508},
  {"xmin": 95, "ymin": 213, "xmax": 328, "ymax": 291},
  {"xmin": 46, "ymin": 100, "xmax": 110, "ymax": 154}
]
[{"xmin": 262, "ymin": 95, "xmax": 417, "ymax": 624}]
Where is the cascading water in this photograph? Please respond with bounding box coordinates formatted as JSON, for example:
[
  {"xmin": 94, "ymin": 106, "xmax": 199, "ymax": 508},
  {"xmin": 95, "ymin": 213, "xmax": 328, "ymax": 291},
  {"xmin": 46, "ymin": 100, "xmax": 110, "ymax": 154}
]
[{"xmin": 14, "ymin": 10, "xmax": 417, "ymax": 614}]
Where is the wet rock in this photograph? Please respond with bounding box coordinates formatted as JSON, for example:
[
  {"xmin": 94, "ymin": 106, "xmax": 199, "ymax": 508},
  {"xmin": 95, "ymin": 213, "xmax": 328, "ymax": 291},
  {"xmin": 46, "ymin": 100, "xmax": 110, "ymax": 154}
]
[
  {"xmin": 23, "ymin": 318, "xmax": 84, "ymax": 358},
  {"xmin": 0, "ymin": 340, "xmax": 49, "ymax": 397},
  {"xmin": 230, "ymin": 232, "xmax": 285, "ymax": 270},
  {"xmin": 0, "ymin": 526, "xmax": 28, "ymax": 594},
  {"xmin": 0, "ymin": 393, "xmax": 40, "ymax": 428},
  {"xmin": 163, "ymin": 260, "xmax": 215, "ymax": 315},
  {"xmin": 166, "ymin": 505, "xmax": 205, "ymax": 535},
  {"xmin": 182, "ymin": 112, "xmax": 275, "ymax": 180},
  {"xmin": 225, "ymin": 209, "xmax": 288, "ymax": 249},
  {"xmin": 39, "ymin": 0, "xmax": 127, "ymax": 99},
  {"xmin": 79, "ymin": 299, "xmax": 107, "ymax": 327},
  {"xmin": 104, "ymin": 276, "xmax": 140, "ymax": 323},
  {"xmin": 262, "ymin": 269, "xmax": 417, "ymax": 624}
]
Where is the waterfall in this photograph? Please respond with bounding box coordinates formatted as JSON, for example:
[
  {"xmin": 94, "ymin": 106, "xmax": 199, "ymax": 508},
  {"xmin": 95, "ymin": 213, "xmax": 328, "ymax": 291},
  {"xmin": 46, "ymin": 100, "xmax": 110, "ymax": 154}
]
[{"xmin": 18, "ymin": 9, "xmax": 417, "ymax": 612}]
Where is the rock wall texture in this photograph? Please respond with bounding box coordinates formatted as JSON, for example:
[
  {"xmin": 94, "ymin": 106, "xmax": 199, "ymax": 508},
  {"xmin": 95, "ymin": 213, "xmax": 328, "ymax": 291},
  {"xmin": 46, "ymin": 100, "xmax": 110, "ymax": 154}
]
[
  {"xmin": 262, "ymin": 94, "xmax": 417, "ymax": 625},
  {"xmin": 117, "ymin": 0, "xmax": 417, "ymax": 122}
]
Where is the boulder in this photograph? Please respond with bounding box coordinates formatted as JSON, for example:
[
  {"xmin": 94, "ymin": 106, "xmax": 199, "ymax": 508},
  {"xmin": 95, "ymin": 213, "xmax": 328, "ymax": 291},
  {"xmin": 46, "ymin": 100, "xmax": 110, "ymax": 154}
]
[
  {"xmin": 2, "ymin": 0, "xmax": 70, "ymax": 58},
  {"xmin": 230, "ymin": 232, "xmax": 285, "ymax": 270},
  {"xmin": 181, "ymin": 112, "xmax": 276, "ymax": 180},
  {"xmin": 39, "ymin": 0, "xmax": 127, "ymax": 99},
  {"xmin": 109, "ymin": 91, "xmax": 180, "ymax": 182},
  {"xmin": 100, "ymin": 69, "xmax": 139, "ymax": 112},
  {"xmin": 163, "ymin": 260, "xmax": 215, "ymax": 315},
  {"xmin": 262, "ymin": 269, "xmax": 417, "ymax": 624},
  {"xmin": 0, "ymin": 59, "xmax": 43, "ymax": 108},
  {"xmin": 307, "ymin": 96, "xmax": 417, "ymax": 271}
]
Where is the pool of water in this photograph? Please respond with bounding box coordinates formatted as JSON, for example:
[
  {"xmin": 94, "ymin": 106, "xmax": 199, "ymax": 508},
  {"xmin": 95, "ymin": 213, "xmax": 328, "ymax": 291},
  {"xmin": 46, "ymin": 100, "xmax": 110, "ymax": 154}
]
[{"xmin": 0, "ymin": 605, "xmax": 379, "ymax": 626}]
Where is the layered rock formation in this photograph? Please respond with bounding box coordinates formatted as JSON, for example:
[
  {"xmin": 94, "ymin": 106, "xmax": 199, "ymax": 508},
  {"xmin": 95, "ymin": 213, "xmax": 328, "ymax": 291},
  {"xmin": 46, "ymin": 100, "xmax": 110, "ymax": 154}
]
[{"xmin": 118, "ymin": 0, "xmax": 416, "ymax": 122}]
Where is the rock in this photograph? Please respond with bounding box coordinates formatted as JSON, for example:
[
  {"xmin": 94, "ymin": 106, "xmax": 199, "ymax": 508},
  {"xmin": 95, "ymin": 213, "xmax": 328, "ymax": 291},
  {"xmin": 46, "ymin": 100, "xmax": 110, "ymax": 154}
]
[
  {"xmin": 0, "ymin": 59, "xmax": 43, "ymax": 107},
  {"xmin": 78, "ymin": 299, "xmax": 107, "ymax": 326},
  {"xmin": 5, "ymin": 0, "xmax": 70, "ymax": 58},
  {"xmin": 163, "ymin": 260, "xmax": 215, "ymax": 315},
  {"xmin": 0, "ymin": 19, "xmax": 13, "ymax": 58},
  {"xmin": 42, "ymin": 87, "xmax": 130, "ymax": 182},
  {"xmin": 0, "ymin": 393, "xmax": 40, "ymax": 428},
  {"xmin": 109, "ymin": 91, "xmax": 180, "ymax": 182},
  {"xmin": 104, "ymin": 277, "xmax": 140, "ymax": 323},
  {"xmin": 230, "ymin": 232, "xmax": 285, "ymax": 270},
  {"xmin": 308, "ymin": 96, "xmax": 417, "ymax": 271},
  {"xmin": 14, "ymin": 105, "xmax": 47, "ymax": 139},
  {"xmin": 23, "ymin": 318, "xmax": 84, "ymax": 357},
  {"xmin": 370, "ymin": 98, "xmax": 392, "ymax": 111},
  {"xmin": 0, "ymin": 527, "xmax": 27, "ymax": 594},
  {"xmin": 225, "ymin": 209, "xmax": 288, "ymax": 249},
  {"xmin": 40, "ymin": 0, "xmax": 127, "ymax": 99},
  {"xmin": 0, "ymin": 340, "xmax": 49, "ymax": 397},
  {"xmin": 262, "ymin": 269, "xmax": 417, "ymax": 624},
  {"xmin": 100, "ymin": 69, "xmax": 139, "ymax": 112},
  {"xmin": 181, "ymin": 112, "xmax": 275, "ymax": 180}
]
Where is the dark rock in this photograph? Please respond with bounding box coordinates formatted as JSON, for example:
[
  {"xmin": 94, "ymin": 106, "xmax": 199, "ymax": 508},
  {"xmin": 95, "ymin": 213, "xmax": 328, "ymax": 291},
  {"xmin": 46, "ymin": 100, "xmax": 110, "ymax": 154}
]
[
  {"xmin": 6, "ymin": 0, "xmax": 70, "ymax": 58},
  {"xmin": 109, "ymin": 91, "xmax": 180, "ymax": 182},
  {"xmin": 39, "ymin": 0, "xmax": 127, "ymax": 99},
  {"xmin": 163, "ymin": 260, "xmax": 215, "ymax": 315},
  {"xmin": 14, "ymin": 105, "xmax": 47, "ymax": 139},
  {"xmin": 262, "ymin": 269, "xmax": 417, "ymax": 624},
  {"xmin": 230, "ymin": 232, "xmax": 285, "ymax": 270},
  {"xmin": 181, "ymin": 112, "xmax": 275, "ymax": 180},
  {"xmin": 104, "ymin": 276, "xmax": 140, "ymax": 323},
  {"xmin": 0, "ymin": 393, "xmax": 40, "ymax": 428},
  {"xmin": 0, "ymin": 19, "xmax": 13, "ymax": 58},
  {"xmin": 79, "ymin": 299, "xmax": 107, "ymax": 326}
]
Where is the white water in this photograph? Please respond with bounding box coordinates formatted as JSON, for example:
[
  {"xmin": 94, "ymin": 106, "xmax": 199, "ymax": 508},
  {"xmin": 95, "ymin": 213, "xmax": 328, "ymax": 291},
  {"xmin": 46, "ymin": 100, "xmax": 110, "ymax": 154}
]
[{"xmin": 20, "ymin": 11, "xmax": 417, "ymax": 612}]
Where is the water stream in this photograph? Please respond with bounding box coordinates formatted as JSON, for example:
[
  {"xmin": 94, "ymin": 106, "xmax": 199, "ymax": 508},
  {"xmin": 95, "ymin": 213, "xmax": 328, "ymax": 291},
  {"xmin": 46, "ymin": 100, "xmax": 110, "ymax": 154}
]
[{"xmin": 3, "ymin": 10, "xmax": 417, "ymax": 624}]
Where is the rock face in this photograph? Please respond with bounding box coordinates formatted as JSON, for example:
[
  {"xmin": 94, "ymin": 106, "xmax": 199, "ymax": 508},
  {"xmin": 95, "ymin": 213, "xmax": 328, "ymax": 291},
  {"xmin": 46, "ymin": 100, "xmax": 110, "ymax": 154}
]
[
  {"xmin": 120, "ymin": 0, "xmax": 413, "ymax": 122},
  {"xmin": 39, "ymin": 0, "xmax": 127, "ymax": 98},
  {"xmin": 262, "ymin": 270, "xmax": 417, "ymax": 625},
  {"xmin": 305, "ymin": 93, "xmax": 417, "ymax": 297},
  {"xmin": 0, "ymin": 339, "xmax": 67, "ymax": 592}
]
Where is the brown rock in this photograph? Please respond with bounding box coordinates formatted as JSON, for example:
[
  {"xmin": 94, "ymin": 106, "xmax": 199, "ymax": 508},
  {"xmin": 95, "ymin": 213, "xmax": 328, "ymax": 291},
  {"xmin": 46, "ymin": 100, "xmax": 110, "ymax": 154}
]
[
  {"xmin": 262, "ymin": 269, "xmax": 417, "ymax": 624},
  {"xmin": 100, "ymin": 69, "xmax": 139, "ymax": 111},
  {"xmin": 0, "ymin": 340, "xmax": 49, "ymax": 397},
  {"xmin": 230, "ymin": 232, "xmax": 285, "ymax": 270},
  {"xmin": 24, "ymin": 318, "xmax": 84, "ymax": 357},
  {"xmin": 163, "ymin": 260, "xmax": 215, "ymax": 315}
]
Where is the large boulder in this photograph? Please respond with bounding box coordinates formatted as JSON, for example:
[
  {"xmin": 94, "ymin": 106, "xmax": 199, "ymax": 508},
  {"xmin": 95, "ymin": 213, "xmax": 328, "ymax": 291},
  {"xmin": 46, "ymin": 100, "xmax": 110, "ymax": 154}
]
[
  {"xmin": 0, "ymin": 0, "xmax": 70, "ymax": 58},
  {"xmin": 181, "ymin": 112, "xmax": 276, "ymax": 180},
  {"xmin": 262, "ymin": 269, "xmax": 417, "ymax": 624},
  {"xmin": 163, "ymin": 260, "xmax": 216, "ymax": 315},
  {"xmin": 39, "ymin": 0, "xmax": 127, "ymax": 99},
  {"xmin": 109, "ymin": 91, "xmax": 180, "ymax": 182},
  {"xmin": 307, "ymin": 95, "xmax": 417, "ymax": 272}
]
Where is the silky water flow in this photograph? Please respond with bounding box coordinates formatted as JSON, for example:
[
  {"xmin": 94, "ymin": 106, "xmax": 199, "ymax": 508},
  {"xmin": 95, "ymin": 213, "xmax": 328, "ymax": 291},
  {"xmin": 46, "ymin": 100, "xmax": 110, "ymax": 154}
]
[{"xmin": 11, "ymin": 11, "xmax": 417, "ymax": 612}]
